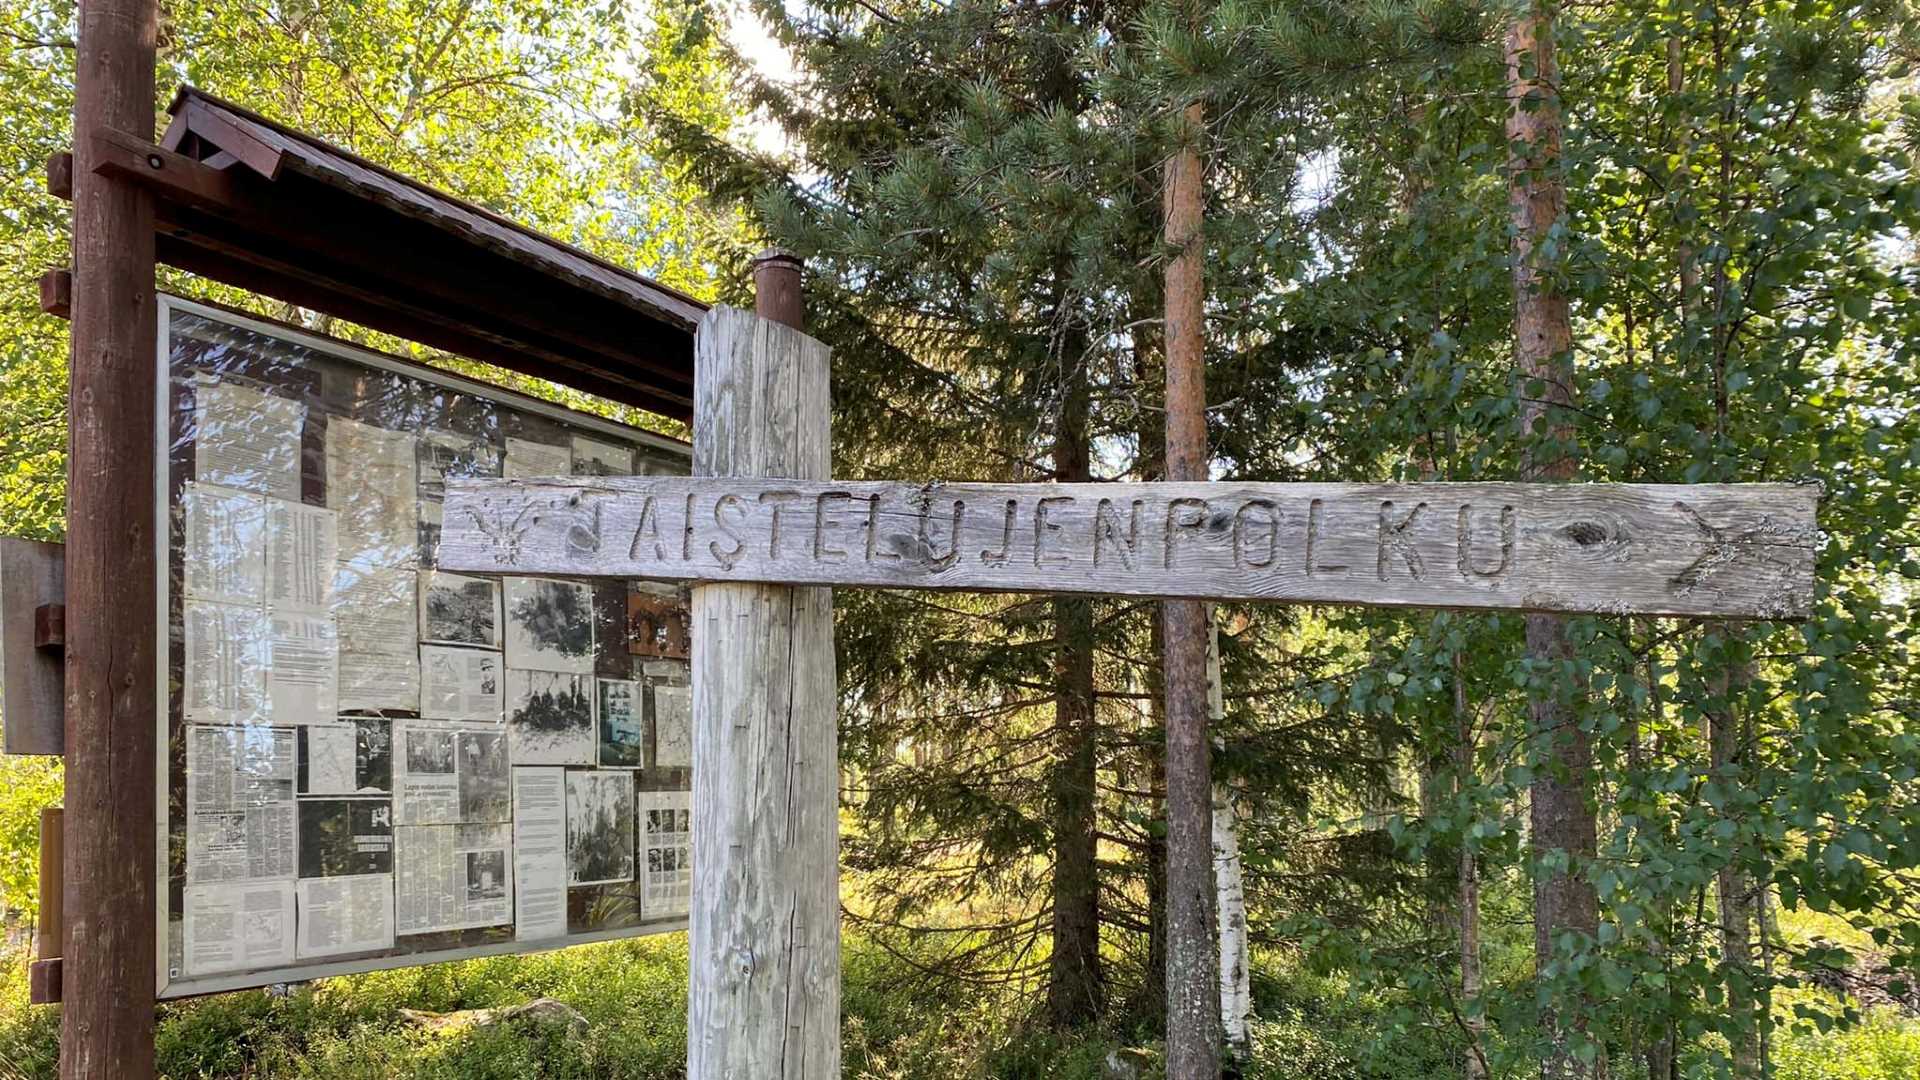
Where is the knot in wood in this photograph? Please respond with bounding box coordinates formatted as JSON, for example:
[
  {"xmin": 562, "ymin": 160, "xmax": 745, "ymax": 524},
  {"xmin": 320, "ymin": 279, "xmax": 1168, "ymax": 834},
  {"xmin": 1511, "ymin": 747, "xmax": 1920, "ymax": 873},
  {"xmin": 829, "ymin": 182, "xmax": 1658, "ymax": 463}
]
[{"xmin": 730, "ymin": 946, "xmax": 755, "ymax": 979}]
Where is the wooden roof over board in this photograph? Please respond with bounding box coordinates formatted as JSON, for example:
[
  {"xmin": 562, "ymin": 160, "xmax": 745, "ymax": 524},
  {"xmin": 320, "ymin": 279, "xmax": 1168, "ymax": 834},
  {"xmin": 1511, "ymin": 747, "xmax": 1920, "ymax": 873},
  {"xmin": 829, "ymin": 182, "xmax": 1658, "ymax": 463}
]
[{"xmin": 76, "ymin": 87, "xmax": 707, "ymax": 420}]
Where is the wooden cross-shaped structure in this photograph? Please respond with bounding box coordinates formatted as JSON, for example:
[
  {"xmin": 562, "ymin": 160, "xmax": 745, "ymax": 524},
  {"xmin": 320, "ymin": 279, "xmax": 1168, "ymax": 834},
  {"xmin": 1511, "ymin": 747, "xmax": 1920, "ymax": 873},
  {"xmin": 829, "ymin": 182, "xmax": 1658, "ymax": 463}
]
[{"xmin": 440, "ymin": 301, "xmax": 1818, "ymax": 1077}]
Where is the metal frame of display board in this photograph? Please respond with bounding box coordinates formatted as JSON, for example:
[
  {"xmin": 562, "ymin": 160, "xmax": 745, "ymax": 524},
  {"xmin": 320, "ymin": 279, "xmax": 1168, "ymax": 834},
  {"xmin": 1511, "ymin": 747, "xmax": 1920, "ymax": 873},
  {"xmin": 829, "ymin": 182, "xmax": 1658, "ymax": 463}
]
[{"xmin": 152, "ymin": 293, "xmax": 690, "ymax": 1000}]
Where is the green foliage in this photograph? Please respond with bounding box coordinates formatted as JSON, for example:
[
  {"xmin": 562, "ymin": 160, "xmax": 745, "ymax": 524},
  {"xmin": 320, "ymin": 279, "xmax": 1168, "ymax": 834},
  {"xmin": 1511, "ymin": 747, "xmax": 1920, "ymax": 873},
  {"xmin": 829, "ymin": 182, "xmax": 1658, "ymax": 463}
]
[
  {"xmin": 0, "ymin": 756, "xmax": 61, "ymax": 923},
  {"xmin": 1774, "ymin": 1006, "xmax": 1920, "ymax": 1080},
  {"xmin": 0, "ymin": 0, "xmax": 746, "ymax": 544}
]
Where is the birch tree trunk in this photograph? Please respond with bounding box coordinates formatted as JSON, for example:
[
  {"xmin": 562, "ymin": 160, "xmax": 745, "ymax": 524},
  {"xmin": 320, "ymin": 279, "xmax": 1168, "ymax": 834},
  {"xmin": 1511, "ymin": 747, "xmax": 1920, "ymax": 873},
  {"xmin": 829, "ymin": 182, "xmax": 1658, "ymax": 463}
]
[
  {"xmin": 1506, "ymin": 5, "xmax": 1603, "ymax": 1078},
  {"xmin": 1209, "ymin": 619, "xmax": 1251, "ymax": 1068}
]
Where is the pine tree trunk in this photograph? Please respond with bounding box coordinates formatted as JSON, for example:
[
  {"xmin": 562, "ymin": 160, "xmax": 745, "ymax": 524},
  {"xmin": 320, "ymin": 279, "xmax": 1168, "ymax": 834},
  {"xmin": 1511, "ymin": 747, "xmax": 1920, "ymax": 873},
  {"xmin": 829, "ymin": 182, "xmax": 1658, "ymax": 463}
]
[
  {"xmin": 1163, "ymin": 96, "xmax": 1223, "ymax": 1080},
  {"xmin": 1506, "ymin": 5, "xmax": 1602, "ymax": 1079},
  {"xmin": 1048, "ymin": 332, "xmax": 1104, "ymax": 1028}
]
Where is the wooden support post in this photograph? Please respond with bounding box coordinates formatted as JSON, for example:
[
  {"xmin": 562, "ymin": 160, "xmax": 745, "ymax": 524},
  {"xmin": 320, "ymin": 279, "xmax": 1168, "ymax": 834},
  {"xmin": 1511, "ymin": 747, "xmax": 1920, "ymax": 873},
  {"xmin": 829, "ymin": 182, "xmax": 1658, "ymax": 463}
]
[
  {"xmin": 686, "ymin": 262, "xmax": 840, "ymax": 1078},
  {"xmin": 31, "ymin": 808, "xmax": 65, "ymax": 1005},
  {"xmin": 64, "ymin": 0, "xmax": 159, "ymax": 1075}
]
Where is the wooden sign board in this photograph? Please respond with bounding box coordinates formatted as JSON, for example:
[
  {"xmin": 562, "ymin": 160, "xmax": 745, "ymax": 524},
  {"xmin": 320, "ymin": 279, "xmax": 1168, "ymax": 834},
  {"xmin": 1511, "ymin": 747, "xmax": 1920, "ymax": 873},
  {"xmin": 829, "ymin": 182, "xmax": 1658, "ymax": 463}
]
[
  {"xmin": 0, "ymin": 537, "xmax": 66, "ymax": 755},
  {"xmin": 439, "ymin": 478, "xmax": 1819, "ymax": 619}
]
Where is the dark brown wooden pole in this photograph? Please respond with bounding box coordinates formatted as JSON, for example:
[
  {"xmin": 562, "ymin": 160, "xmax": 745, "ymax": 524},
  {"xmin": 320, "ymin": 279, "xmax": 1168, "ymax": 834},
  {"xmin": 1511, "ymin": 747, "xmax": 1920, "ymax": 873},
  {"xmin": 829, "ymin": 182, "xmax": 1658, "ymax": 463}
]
[
  {"xmin": 64, "ymin": 0, "xmax": 159, "ymax": 1075},
  {"xmin": 751, "ymin": 250, "xmax": 804, "ymax": 331}
]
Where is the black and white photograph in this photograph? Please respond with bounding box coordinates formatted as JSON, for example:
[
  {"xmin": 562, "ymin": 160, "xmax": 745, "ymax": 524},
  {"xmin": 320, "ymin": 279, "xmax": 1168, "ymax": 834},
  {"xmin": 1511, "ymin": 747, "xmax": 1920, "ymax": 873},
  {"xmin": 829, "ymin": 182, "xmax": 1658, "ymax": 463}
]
[
  {"xmin": 637, "ymin": 790, "xmax": 692, "ymax": 919},
  {"xmin": 503, "ymin": 577, "xmax": 595, "ymax": 673},
  {"xmin": 297, "ymin": 798, "xmax": 394, "ymax": 878},
  {"xmin": 418, "ymin": 428, "xmax": 502, "ymax": 500},
  {"xmin": 419, "ymin": 570, "xmax": 501, "ymax": 648},
  {"xmin": 404, "ymin": 728, "xmax": 456, "ymax": 775},
  {"xmin": 465, "ymin": 849, "xmax": 509, "ymax": 903},
  {"xmin": 506, "ymin": 670, "xmax": 594, "ymax": 765},
  {"xmin": 296, "ymin": 719, "xmax": 392, "ymax": 795},
  {"xmin": 570, "ymin": 434, "xmax": 634, "ymax": 477},
  {"xmin": 651, "ymin": 683, "xmax": 692, "ymax": 770},
  {"xmin": 457, "ymin": 730, "xmax": 512, "ymax": 822},
  {"xmin": 565, "ymin": 770, "xmax": 635, "ymax": 886},
  {"xmin": 355, "ymin": 718, "xmax": 394, "ymax": 792},
  {"xmin": 597, "ymin": 679, "xmax": 643, "ymax": 768}
]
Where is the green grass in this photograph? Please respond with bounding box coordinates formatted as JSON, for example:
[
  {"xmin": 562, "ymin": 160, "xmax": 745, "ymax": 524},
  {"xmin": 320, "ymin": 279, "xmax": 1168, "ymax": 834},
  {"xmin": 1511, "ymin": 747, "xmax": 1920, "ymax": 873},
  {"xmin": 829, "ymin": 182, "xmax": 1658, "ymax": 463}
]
[{"xmin": 0, "ymin": 938, "xmax": 1912, "ymax": 1079}]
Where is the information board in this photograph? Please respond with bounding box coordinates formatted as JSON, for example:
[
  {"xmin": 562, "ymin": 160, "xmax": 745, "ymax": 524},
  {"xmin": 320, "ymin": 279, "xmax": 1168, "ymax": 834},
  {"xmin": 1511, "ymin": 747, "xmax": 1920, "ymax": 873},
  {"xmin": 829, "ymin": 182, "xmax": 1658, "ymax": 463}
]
[{"xmin": 154, "ymin": 296, "xmax": 695, "ymax": 997}]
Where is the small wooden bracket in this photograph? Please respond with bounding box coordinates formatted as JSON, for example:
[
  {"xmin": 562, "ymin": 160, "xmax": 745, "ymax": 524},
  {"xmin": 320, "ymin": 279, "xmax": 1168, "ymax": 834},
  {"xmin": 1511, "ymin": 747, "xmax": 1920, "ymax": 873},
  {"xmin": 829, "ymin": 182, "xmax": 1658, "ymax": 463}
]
[
  {"xmin": 34, "ymin": 603, "xmax": 64, "ymax": 653},
  {"xmin": 29, "ymin": 958, "xmax": 61, "ymax": 1005},
  {"xmin": 37, "ymin": 270, "xmax": 71, "ymax": 319},
  {"xmin": 46, "ymin": 152, "xmax": 72, "ymax": 201}
]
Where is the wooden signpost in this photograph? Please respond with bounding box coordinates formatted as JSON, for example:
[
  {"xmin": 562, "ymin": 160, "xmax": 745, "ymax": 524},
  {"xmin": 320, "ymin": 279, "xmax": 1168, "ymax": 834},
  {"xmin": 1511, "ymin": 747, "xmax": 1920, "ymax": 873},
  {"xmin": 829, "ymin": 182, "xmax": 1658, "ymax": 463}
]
[
  {"xmin": 439, "ymin": 302, "xmax": 1820, "ymax": 1078},
  {"xmin": 441, "ymin": 475, "xmax": 1817, "ymax": 619}
]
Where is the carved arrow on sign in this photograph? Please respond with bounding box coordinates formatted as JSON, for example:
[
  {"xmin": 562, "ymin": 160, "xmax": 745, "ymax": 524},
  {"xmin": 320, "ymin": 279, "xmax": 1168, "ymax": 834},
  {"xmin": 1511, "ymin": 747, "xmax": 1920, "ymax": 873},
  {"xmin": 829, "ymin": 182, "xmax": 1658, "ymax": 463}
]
[{"xmin": 438, "ymin": 478, "xmax": 1820, "ymax": 620}]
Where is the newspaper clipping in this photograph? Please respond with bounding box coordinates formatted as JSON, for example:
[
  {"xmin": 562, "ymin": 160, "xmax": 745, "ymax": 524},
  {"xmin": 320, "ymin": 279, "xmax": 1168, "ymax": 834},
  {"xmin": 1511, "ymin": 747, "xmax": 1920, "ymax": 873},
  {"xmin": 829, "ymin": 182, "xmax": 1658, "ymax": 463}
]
[
  {"xmin": 184, "ymin": 601, "xmax": 270, "ymax": 726},
  {"xmin": 327, "ymin": 417, "xmax": 418, "ymax": 570},
  {"xmin": 194, "ymin": 378, "xmax": 305, "ymax": 503},
  {"xmin": 182, "ymin": 881, "xmax": 296, "ymax": 977},
  {"xmin": 511, "ymin": 767, "xmax": 568, "ymax": 941},
  {"xmin": 421, "ymin": 645, "xmax": 502, "ymax": 723},
  {"xmin": 266, "ymin": 498, "xmax": 338, "ymax": 613},
  {"xmin": 183, "ymin": 483, "xmax": 267, "ymax": 607},
  {"xmin": 504, "ymin": 436, "xmax": 571, "ymax": 480},
  {"xmin": 297, "ymin": 798, "xmax": 394, "ymax": 879},
  {"xmin": 185, "ymin": 725, "xmax": 297, "ymax": 884},
  {"xmin": 295, "ymin": 874, "xmax": 396, "ymax": 959},
  {"xmin": 570, "ymin": 435, "xmax": 634, "ymax": 477},
  {"xmin": 394, "ymin": 823, "xmax": 513, "ymax": 935},
  {"xmin": 333, "ymin": 565, "xmax": 420, "ymax": 713},
  {"xmin": 394, "ymin": 723, "xmax": 511, "ymax": 825},
  {"xmin": 296, "ymin": 719, "xmax": 392, "ymax": 796}
]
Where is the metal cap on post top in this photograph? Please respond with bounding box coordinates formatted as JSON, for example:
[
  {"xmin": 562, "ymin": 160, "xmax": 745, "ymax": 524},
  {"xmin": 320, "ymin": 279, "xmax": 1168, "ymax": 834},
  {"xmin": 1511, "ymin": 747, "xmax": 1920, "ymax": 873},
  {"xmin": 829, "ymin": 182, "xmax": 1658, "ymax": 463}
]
[{"xmin": 751, "ymin": 249, "xmax": 804, "ymax": 331}]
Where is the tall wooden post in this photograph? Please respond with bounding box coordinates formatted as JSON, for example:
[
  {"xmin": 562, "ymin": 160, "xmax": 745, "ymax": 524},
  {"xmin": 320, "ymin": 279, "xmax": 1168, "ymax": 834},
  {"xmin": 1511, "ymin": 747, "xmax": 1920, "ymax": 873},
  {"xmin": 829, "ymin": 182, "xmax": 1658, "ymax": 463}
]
[
  {"xmin": 65, "ymin": 0, "xmax": 159, "ymax": 1077},
  {"xmin": 687, "ymin": 257, "xmax": 840, "ymax": 1077}
]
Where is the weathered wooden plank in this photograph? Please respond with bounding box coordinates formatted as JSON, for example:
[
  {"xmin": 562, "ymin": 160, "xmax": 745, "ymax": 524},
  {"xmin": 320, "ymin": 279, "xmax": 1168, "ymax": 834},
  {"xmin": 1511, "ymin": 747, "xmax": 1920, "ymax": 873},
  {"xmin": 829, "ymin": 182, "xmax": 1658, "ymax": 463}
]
[
  {"xmin": 1, "ymin": 537, "xmax": 66, "ymax": 756},
  {"xmin": 685, "ymin": 305, "xmax": 840, "ymax": 1079},
  {"xmin": 440, "ymin": 477, "xmax": 1818, "ymax": 620}
]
